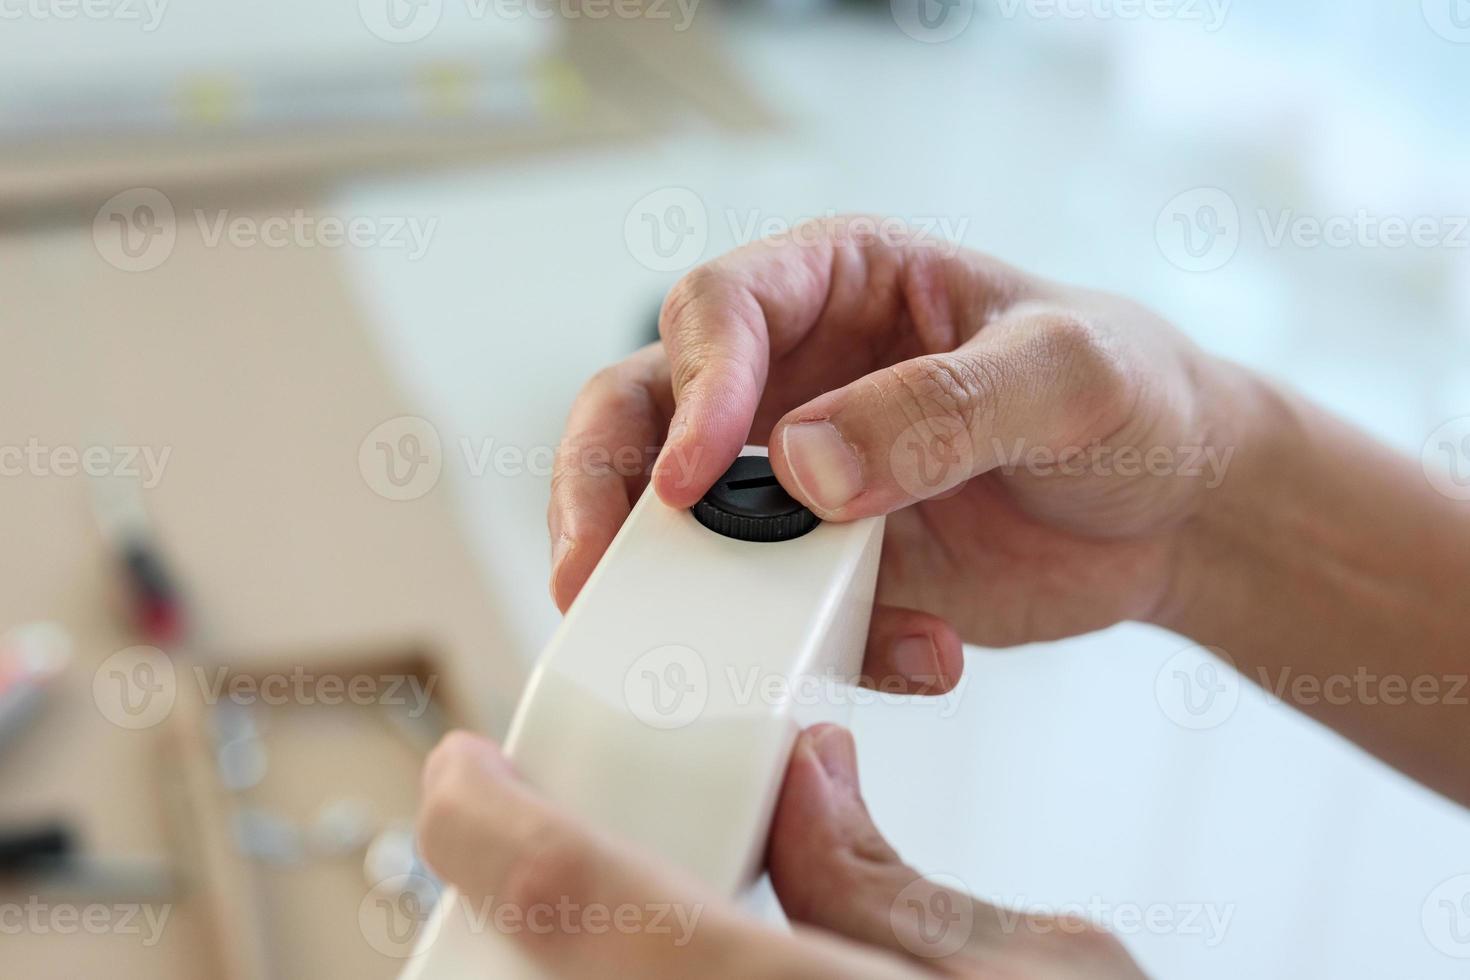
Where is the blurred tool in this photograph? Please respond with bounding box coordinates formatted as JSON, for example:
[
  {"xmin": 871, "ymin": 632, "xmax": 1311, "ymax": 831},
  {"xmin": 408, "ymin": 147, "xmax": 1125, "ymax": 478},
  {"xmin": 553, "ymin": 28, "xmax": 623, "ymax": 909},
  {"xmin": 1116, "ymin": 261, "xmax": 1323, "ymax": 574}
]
[
  {"xmin": 0, "ymin": 622, "xmax": 72, "ymax": 752},
  {"xmin": 93, "ymin": 475, "xmax": 420, "ymax": 877},
  {"xmin": 0, "ymin": 821, "xmax": 176, "ymax": 902},
  {"xmin": 92, "ymin": 474, "xmax": 267, "ymax": 793},
  {"xmin": 0, "ymin": 821, "xmax": 73, "ymax": 870},
  {"xmin": 92, "ymin": 475, "xmax": 185, "ymax": 647}
]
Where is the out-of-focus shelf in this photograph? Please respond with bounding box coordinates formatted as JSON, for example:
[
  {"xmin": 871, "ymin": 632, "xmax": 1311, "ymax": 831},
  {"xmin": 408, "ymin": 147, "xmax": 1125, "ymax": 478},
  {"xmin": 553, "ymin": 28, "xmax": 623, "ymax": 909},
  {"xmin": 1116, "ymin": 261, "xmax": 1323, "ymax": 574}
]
[{"xmin": 0, "ymin": 17, "xmax": 777, "ymax": 218}]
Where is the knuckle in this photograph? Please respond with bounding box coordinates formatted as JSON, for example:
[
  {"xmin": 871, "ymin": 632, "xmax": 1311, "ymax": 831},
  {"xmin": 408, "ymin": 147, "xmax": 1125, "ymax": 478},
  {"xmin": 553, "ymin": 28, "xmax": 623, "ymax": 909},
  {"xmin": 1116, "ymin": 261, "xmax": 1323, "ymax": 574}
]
[
  {"xmin": 889, "ymin": 355, "xmax": 995, "ymax": 434},
  {"xmin": 805, "ymin": 212, "xmax": 884, "ymax": 246},
  {"xmin": 1032, "ymin": 311, "xmax": 1132, "ymax": 432},
  {"xmin": 662, "ymin": 269, "xmax": 765, "ymax": 382},
  {"xmin": 1035, "ymin": 311, "xmax": 1120, "ymax": 386},
  {"xmin": 796, "ymin": 213, "xmax": 860, "ymax": 246},
  {"xmin": 1033, "ymin": 310, "xmax": 1099, "ymax": 355},
  {"xmin": 659, "ymin": 265, "xmax": 722, "ymax": 340}
]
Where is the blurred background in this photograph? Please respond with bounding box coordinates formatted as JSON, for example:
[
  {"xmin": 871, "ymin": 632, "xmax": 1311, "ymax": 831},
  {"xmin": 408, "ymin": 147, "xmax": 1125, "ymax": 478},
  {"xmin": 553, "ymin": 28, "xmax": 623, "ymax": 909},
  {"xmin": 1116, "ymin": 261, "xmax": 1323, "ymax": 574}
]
[{"xmin": 3, "ymin": 1, "xmax": 1470, "ymax": 977}]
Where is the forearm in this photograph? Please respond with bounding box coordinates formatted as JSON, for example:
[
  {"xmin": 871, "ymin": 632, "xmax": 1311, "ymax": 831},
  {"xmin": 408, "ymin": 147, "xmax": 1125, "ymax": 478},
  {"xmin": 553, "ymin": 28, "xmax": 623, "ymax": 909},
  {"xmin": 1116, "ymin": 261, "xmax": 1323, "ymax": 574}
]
[{"xmin": 1158, "ymin": 362, "xmax": 1470, "ymax": 805}]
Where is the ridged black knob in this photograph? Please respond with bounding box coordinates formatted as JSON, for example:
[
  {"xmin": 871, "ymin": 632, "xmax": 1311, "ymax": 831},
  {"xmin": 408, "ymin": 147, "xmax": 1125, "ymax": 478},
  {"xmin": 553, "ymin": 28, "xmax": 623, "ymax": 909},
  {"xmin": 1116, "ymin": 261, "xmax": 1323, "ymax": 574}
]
[{"xmin": 691, "ymin": 455, "xmax": 820, "ymax": 543}]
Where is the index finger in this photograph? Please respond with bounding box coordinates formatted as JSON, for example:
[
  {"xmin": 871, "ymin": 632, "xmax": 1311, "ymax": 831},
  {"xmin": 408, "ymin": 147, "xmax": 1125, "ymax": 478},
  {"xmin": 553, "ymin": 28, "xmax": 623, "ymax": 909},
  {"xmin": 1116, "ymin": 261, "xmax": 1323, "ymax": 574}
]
[
  {"xmin": 651, "ymin": 233, "xmax": 843, "ymax": 507},
  {"xmin": 651, "ymin": 216, "xmax": 1033, "ymax": 508}
]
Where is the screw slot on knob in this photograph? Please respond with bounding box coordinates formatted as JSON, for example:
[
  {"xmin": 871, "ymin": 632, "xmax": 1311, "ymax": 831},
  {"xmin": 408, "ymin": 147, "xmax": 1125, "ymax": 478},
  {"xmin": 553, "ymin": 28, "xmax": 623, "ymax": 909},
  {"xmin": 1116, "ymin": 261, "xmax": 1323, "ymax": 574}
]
[
  {"xmin": 691, "ymin": 456, "xmax": 820, "ymax": 543},
  {"xmin": 724, "ymin": 475, "xmax": 780, "ymax": 491}
]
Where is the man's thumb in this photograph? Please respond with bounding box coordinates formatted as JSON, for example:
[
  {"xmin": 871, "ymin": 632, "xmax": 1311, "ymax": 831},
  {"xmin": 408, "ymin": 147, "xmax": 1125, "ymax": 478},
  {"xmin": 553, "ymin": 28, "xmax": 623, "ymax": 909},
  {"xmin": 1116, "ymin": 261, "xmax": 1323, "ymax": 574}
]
[{"xmin": 769, "ymin": 310, "xmax": 1122, "ymax": 519}]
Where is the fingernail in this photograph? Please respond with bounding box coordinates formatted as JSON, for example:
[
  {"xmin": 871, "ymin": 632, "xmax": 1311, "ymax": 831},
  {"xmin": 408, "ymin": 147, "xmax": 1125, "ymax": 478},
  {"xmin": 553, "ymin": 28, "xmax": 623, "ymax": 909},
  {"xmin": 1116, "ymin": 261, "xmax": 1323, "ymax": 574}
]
[
  {"xmin": 808, "ymin": 726, "xmax": 858, "ymax": 794},
  {"xmin": 549, "ymin": 535, "xmax": 573, "ymax": 600},
  {"xmin": 892, "ymin": 635, "xmax": 941, "ymax": 688},
  {"xmin": 653, "ymin": 416, "xmax": 689, "ymax": 483},
  {"xmin": 782, "ymin": 421, "xmax": 862, "ymax": 512}
]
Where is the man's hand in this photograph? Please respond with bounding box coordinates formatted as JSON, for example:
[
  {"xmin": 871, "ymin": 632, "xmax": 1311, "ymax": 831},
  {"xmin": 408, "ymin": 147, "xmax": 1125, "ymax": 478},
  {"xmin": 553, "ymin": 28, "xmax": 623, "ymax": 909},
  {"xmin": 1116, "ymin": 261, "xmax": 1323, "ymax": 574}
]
[
  {"xmin": 549, "ymin": 217, "xmax": 1470, "ymax": 805},
  {"xmin": 550, "ymin": 218, "xmax": 1244, "ymax": 659},
  {"xmin": 417, "ymin": 725, "xmax": 1148, "ymax": 979}
]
